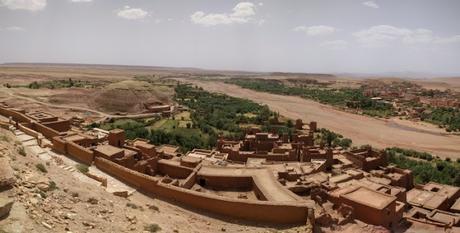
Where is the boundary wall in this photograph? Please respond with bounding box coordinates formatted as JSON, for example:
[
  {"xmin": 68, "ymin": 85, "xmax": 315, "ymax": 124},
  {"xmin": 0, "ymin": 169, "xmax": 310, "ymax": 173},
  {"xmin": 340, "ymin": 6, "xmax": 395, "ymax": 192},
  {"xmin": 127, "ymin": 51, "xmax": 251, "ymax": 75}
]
[{"xmin": 94, "ymin": 157, "xmax": 312, "ymax": 224}]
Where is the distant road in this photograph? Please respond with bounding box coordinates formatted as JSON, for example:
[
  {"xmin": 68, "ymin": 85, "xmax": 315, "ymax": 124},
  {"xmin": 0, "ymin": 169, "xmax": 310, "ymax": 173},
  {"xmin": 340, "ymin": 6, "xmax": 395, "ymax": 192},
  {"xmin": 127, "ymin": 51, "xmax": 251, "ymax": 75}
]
[{"xmin": 190, "ymin": 80, "xmax": 460, "ymax": 159}]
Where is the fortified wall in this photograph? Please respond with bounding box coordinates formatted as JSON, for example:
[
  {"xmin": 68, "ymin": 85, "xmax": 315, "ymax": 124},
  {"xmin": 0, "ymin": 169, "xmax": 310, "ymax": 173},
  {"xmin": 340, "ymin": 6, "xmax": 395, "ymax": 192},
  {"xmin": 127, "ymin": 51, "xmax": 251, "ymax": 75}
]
[
  {"xmin": 0, "ymin": 106, "xmax": 314, "ymax": 224},
  {"xmin": 94, "ymin": 157, "xmax": 313, "ymax": 224}
]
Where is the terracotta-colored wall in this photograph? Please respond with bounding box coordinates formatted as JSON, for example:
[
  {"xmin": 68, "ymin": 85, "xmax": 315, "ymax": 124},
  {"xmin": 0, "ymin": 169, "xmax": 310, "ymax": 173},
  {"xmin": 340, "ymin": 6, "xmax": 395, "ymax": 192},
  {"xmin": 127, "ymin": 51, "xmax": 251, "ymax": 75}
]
[
  {"xmin": 95, "ymin": 157, "xmax": 158, "ymax": 188},
  {"xmin": 52, "ymin": 136, "xmax": 67, "ymax": 154},
  {"xmin": 42, "ymin": 120, "xmax": 71, "ymax": 132},
  {"xmin": 66, "ymin": 142, "xmax": 94, "ymax": 165},
  {"xmin": 181, "ymin": 171, "xmax": 197, "ymax": 189},
  {"xmin": 251, "ymin": 179, "xmax": 268, "ymax": 201},
  {"xmin": 0, "ymin": 107, "xmax": 32, "ymax": 123},
  {"xmin": 18, "ymin": 123, "xmax": 40, "ymax": 138},
  {"xmin": 229, "ymin": 152, "xmax": 296, "ymax": 163},
  {"xmin": 341, "ymin": 198, "xmax": 396, "ymax": 228},
  {"xmin": 157, "ymin": 161, "xmax": 193, "ymax": 179},
  {"xmin": 196, "ymin": 175, "xmax": 253, "ymax": 190},
  {"xmin": 31, "ymin": 122, "xmax": 61, "ymax": 139},
  {"xmin": 154, "ymin": 182, "xmax": 310, "ymax": 224},
  {"xmin": 344, "ymin": 153, "xmax": 364, "ymax": 168},
  {"xmin": 94, "ymin": 157, "xmax": 312, "ymax": 224},
  {"xmin": 363, "ymin": 157, "xmax": 386, "ymax": 171}
]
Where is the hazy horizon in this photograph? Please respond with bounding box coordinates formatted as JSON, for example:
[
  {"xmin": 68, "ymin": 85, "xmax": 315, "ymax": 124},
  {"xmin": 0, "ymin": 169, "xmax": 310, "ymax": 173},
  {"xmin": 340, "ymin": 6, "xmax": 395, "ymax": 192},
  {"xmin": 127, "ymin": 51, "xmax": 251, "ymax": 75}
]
[{"xmin": 1, "ymin": 0, "xmax": 460, "ymax": 75}]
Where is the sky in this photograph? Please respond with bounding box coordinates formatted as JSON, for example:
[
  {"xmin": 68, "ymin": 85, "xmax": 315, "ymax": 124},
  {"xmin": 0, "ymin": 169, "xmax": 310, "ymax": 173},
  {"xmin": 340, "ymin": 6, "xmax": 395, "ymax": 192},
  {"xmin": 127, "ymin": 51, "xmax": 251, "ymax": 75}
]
[{"xmin": 1, "ymin": 0, "xmax": 460, "ymax": 75}]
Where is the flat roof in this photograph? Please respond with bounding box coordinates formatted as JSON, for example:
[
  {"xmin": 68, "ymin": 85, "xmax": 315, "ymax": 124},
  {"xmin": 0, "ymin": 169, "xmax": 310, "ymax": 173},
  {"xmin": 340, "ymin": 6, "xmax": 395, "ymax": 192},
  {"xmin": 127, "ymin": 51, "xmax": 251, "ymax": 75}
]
[
  {"xmin": 181, "ymin": 156, "xmax": 201, "ymax": 164},
  {"xmin": 133, "ymin": 140, "xmax": 155, "ymax": 149},
  {"xmin": 109, "ymin": 129, "xmax": 125, "ymax": 134},
  {"xmin": 277, "ymin": 143, "xmax": 292, "ymax": 150},
  {"xmin": 198, "ymin": 166, "xmax": 302, "ymax": 202},
  {"xmin": 27, "ymin": 111, "xmax": 56, "ymax": 119},
  {"xmin": 423, "ymin": 182, "xmax": 460, "ymax": 198},
  {"xmin": 63, "ymin": 134, "xmax": 86, "ymax": 142},
  {"xmin": 95, "ymin": 144, "xmax": 124, "ymax": 157},
  {"xmin": 329, "ymin": 174, "xmax": 352, "ymax": 184},
  {"xmin": 157, "ymin": 145, "xmax": 179, "ymax": 154},
  {"xmin": 342, "ymin": 186, "xmax": 396, "ymax": 210},
  {"xmin": 407, "ymin": 188, "xmax": 448, "ymax": 210}
]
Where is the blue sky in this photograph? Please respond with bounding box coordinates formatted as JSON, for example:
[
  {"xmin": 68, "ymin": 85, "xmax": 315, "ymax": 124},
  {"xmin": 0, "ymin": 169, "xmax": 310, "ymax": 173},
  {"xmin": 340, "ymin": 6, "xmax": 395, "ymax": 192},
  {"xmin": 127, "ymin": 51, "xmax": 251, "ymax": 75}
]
[{"xmin": 1, "ymin": 0, "xmax": 460, "ymax": 74}]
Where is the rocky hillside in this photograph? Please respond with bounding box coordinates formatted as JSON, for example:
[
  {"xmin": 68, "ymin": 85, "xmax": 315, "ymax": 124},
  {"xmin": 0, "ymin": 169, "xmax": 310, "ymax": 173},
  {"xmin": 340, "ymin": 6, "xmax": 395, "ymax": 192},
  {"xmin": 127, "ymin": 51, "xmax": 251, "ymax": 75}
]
[{"xmin": 91, "ymin": 80, "xmax": 173, "ymax": 114}]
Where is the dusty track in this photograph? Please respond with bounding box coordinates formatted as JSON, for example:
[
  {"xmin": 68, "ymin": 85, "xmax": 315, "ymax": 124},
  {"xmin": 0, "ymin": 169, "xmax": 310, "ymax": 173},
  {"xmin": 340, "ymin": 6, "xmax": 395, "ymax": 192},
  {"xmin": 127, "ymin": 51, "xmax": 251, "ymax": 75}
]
[{"xmin": 191, "ymin": 80, "xmax": 460, "ymax": 159}]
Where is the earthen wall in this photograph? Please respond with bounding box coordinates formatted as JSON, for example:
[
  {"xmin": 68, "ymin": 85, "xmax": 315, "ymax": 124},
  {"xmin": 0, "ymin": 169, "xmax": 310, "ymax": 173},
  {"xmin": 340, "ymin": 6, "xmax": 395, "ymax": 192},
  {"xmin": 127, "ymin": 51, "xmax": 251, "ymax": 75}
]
[
  {"xmin": 42, "ymin": 120, "xmax": 71, "ymax": 132},
  {"xmin": 32, "ymin": 122, "xmax": 61, "ymax": 139},
  {"xmin": 157, "ymin": 161, "xmax": 193, "ymax": 179},
  {"xmin": 67, "ymin": 142, "xmax": 94, "ymax": 165},
  {"xmin": 0, "ymin": 107, "xmax": 32, "ymax": 123},
  {"xmin": 94, "ymin": 157, "xmax": 312, "ymax": 224},
  {"xmin": 52, "ymin": 136, "xmax": 67, "ymax": 154}
]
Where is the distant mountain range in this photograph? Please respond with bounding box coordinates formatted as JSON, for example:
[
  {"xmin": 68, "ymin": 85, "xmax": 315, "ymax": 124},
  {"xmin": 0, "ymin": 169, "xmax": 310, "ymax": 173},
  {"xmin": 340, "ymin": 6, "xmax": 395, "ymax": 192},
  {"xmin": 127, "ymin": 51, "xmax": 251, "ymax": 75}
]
[{"xmin": 1, "ymin": 62, "xmax": 459, "ymax": 79}]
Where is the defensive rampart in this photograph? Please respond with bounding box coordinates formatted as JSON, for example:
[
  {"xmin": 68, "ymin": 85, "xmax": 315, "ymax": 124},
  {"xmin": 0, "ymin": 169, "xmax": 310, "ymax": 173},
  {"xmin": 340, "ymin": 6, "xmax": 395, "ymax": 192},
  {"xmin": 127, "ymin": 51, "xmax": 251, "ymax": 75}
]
[{"xmin": 94, "ymin": 157, "xmax": 313, "ymax": 224}]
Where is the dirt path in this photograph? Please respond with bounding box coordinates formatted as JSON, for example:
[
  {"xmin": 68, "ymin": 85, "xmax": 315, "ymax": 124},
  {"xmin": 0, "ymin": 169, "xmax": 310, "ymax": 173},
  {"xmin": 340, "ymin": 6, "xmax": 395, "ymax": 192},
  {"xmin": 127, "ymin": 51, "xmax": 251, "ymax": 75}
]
[{"xmin": 191, "ymin": 80, "xmax": 460, "ymax": 159}]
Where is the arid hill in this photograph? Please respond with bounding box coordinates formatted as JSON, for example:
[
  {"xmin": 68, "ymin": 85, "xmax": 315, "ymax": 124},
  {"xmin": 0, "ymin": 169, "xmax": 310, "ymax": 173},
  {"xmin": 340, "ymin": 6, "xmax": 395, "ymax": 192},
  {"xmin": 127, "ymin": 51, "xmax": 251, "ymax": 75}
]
[{"xmin": 91, "ymin": 80, "xmax": 173, "ymax": 113}]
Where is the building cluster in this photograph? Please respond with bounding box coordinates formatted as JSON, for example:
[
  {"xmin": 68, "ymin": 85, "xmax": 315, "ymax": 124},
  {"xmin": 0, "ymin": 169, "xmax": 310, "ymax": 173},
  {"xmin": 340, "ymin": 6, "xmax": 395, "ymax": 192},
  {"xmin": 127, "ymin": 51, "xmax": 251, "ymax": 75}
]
[
  {"xmin": 1, "ymin": 103, "xmax": 460, "ymax": 230},
  {"xmin": 143, "ymin": 102, "xmax": 173, "ymax": 116},
  {"xmin": 362, "ymin": 80, "xmax": 460, "ymax": 118}
]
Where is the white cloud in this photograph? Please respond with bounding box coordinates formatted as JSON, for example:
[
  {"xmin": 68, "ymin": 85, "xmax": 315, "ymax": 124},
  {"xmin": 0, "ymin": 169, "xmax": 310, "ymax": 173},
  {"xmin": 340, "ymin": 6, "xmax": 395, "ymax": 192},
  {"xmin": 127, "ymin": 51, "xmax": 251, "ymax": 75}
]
[
  {"xmin": 0, "ymin": 0, "xmax": 46, "ymax": 11},
  {"xmin": 116, "ymin": 6, "xmax": 148, "ymax": 20},
  {"xmin": 402, "ymin": 29, "xmax": 434, "ymax": 44},
  {"xmin": 353, "ymin": 25, "xmax": 460, "ymax": 47},
  {"xmin": 362, "ymin": 1, "xmax": 379, "ymax": 9},
  {"xmin": 293, "ymin": 25, "xmax": 336, "ymax": 36},
  {"xmin": 353, "ymin": 25, "xmax": 412, "ymax": 47},
  {"xmin": 257, "ymin": 19, "xmax": 265, "ymax": 26},
  {"xmin": 70, "ymin": 0, "xmax": 92, "ymax": 2},
  {"xmin": 5, "ymin": 26, "xmax": 25, "ymax": 31},
  {"xmin": 434, "ymin": 35, "xmax": 460, "ymax": 44},
  {"xmin": 191, "ymin": 2, "xmax": 257, "ymax": 26},
  {"xmin": 320, "ymin": 40, "xmax": 348, "ymax": 50}
]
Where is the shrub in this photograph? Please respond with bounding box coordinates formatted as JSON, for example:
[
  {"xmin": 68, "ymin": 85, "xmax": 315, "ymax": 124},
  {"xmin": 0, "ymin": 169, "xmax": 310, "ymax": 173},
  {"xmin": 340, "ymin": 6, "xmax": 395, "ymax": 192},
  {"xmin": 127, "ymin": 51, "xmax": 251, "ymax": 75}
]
[
  {"xmin": 0, "ymin": 135, "xmax": 9, "ymax": 142},
  {"xmin": 38, "ymin": 191, "xmax": 47, "ymax": 198},
  {"xmin": 36, "ymin": 163, "xmax": 47, "ymax": 173},
  {"xmin": 28, "ymin": 81, "xmax": 41, "ymax": 89},
  {"xmin": 148, "ymin": 204, "xmax": 159, "ymax": 211},
  {"xmin": 48, "ymin": 181, "xmax": 58, "ymax": 191},
  {"xmin": 87, "ymin": 197, "xmax": 98, "ymax": 204},
  {"xmin": 144, "ymin": 224, "xmax": 161, "ymax": 233},
  {"xmin": 126, "ymin": 202, "xmax": 139, "ymax": 209},
  {"xmin": 76, "ymin": 164, "xmax": 89, "ymax": 174},
  {"xmin": 17, "ymin": 146, "xmax": 26, "ymax": 156}
]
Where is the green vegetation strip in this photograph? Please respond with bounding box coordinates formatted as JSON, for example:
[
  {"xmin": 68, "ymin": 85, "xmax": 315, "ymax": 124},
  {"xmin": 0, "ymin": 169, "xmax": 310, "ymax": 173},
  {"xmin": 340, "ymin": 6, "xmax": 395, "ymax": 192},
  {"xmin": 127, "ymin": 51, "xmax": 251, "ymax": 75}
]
[
  {"xmin": 91, "ymin": 84, "xmax": 295, "ymax": 152},
  {"xmin": 225, "ymin": 79, "xmax": 395, "ymax": 117},
  {"xmin": 386, "ymin": 147, "xmax": 460, "ymax": 186},
  {"xmin": 422, "ymin": 107, "xmax": 460, "ymax": 132}
]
